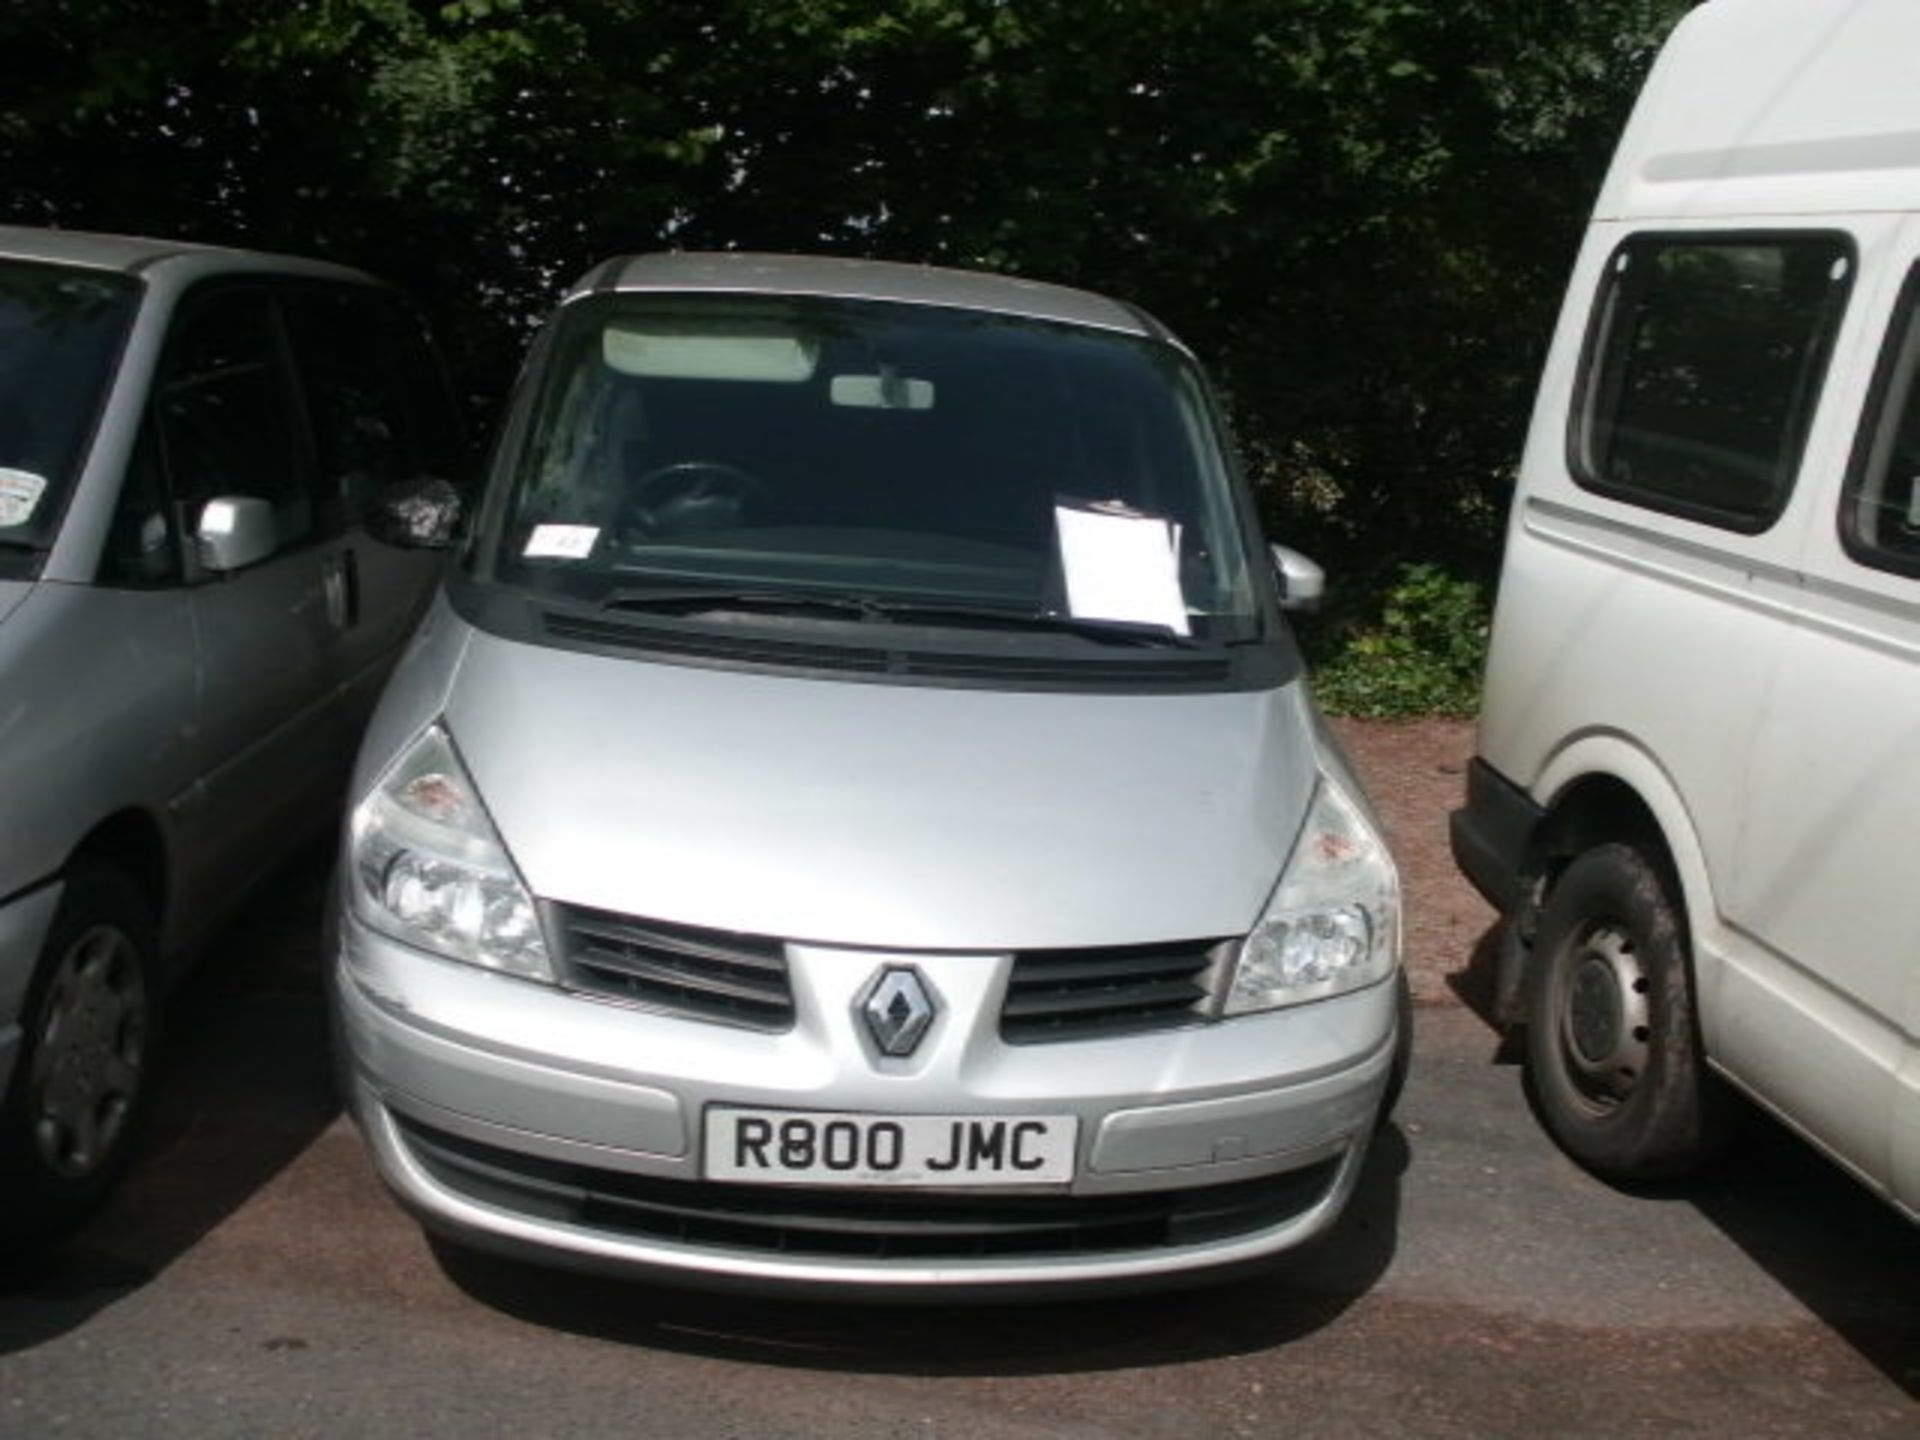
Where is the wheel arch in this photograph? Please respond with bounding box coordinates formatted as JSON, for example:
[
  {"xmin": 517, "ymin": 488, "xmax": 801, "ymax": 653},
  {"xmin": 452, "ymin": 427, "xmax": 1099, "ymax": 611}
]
[
  {"xmin": 1499, "ymin": 734, "xmax": 1720, "ymax": 1023},
  {"xmin": 67, "ymin": 810, "xmax": 170, "ymax": 932}
]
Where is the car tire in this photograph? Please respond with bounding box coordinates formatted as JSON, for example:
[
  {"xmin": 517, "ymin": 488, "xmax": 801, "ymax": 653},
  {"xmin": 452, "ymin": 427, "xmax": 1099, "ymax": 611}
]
[
  {"xmin": 1523, "ymin": 842, "xmax": 1727, "ymax": 1182},
  {"xmin": 0, "ymin": 861, "xmax": 157, "ymax": 1244}
]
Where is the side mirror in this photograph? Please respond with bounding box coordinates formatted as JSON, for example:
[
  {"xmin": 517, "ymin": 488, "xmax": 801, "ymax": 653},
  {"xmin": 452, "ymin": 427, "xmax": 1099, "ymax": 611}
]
[
  {"xmin": 1270, "ymin": 543, "xmax": 1325, "ymax": 614},
  {"xmin": 367, "ymin": 476, "xmax": 463, "ymax": 550},
  {"xmin": 197, "ymin": 496, "xmax": 278, "ymax": 574}
]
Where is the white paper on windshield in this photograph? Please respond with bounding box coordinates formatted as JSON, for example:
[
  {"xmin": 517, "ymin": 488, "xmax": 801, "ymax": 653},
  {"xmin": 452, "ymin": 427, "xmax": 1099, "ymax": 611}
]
[
  {"xmin": 1053, "ymin": 501, "xmax": 1190, "ymax": 636},
  {"xmin": 523, "ymin": 523, "xmax": 600, "ymax": 560},
  {"xmin": 0, "ymin": 468, "xmax": 48, "ymax": 527}
]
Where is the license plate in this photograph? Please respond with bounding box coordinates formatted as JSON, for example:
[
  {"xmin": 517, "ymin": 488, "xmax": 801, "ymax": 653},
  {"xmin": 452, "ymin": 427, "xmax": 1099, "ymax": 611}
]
[{"xmin": 704, "ymin": 1107, "xmax": 1078, "ymax": 1187}]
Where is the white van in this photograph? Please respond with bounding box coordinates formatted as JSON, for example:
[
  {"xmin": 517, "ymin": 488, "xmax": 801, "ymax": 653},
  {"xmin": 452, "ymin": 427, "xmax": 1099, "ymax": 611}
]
[{"xmin": 1451, "ymin": 0, "xmax": 1920, "ymax": 1219}]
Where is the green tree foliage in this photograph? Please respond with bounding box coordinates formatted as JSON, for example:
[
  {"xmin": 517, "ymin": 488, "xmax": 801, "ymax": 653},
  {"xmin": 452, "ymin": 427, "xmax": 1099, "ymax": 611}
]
[
  {"xmin": 1309, "ymin": 562, "xmax": 1490, "ymax": 718},
  {"xmin": 0, "ymin": 0, "xmax": 1691, "ymax": 639}
]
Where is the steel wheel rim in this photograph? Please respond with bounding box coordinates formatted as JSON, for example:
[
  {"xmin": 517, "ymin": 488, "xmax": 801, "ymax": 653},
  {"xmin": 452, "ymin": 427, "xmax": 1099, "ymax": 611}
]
[
  {"xmin": 1557, "ymin": 921, "xmax": 1651, "ymax": 1112},
  {"xmin": 29, "ymin": 924, "xmax": 147, "ymax": 1180}
]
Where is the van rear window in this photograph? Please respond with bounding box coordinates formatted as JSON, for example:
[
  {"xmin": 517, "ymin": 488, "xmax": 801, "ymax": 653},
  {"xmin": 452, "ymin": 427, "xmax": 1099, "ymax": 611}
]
[
  {"xmin": 1842, "ymin": 264, "xmax": 1920, "ymax": 578},
  {"xmin": 1572, "ymin": 234, "xmax": 1852, "ymax": 533}
]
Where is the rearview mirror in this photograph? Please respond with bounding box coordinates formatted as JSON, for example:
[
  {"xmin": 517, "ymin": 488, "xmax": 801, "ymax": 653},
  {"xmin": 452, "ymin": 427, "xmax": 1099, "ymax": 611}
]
[
  {"xmin": 830, "ymin": 373, "xmax": 935, "ymax": 410},
  {"xmin": 1270, "ymin": 543, "xmax": 1325, "ymax": 613},
  {"xmin": 197, "ymin": 496, "xmax": 278, "ymax": 574},
  {"xmin": 367, "ymin": 476, "xmax": 463, "ymax": 550}
]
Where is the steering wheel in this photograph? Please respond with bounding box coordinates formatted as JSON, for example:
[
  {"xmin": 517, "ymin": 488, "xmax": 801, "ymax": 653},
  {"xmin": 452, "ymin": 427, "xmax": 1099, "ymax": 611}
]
[{"xmin": 625, "ymin": 460, "xmax": 771, "ymax": 538}]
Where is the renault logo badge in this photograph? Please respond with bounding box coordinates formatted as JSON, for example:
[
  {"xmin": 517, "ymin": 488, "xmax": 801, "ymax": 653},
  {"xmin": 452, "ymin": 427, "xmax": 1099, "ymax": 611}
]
[{"xmin": 862, "ymin": 967, "xmax": 935, "ymax": 1058}]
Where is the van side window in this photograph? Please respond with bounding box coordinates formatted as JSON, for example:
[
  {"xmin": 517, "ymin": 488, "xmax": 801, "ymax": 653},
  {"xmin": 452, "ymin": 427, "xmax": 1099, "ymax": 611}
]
[
  {"xmin": 1572, "ymin": 235, "xmax": 1853, "ymax": 532},
  {"xmin": 1842, "ymin": 266, "xmax": 1920, "ymax": 577}
]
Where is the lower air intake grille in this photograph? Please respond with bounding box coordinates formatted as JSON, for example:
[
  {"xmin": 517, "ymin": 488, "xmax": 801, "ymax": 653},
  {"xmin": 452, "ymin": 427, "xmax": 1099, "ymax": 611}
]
[
  {"xmin": 1001, "ymin": 939, "xmax": 1225, "ymax": 1043},
  {"xmin": 558, "ymin": 906, "xmax": 792, "ymax": 1031},
  {"xmin": 397, "ymin": 1115, "xmax": 1340, "ymax": 1261}
]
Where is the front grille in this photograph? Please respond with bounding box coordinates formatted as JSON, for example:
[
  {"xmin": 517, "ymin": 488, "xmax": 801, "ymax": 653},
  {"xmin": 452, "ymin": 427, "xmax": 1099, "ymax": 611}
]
[
  {"xmin": 1000, "ymin": 940, "xmax": 1225, "ymax": 1043},
  {"xmin": 557, "ymin": 899, "xmax": 1228, "ymax": 1044},
  {"xmin": 558, "ymin": 906, "xmax": 792, "ymax": 1030},
  {"xmin": 398, "ymin": 1115, "xmax": 1340, "ymax": 1261}
]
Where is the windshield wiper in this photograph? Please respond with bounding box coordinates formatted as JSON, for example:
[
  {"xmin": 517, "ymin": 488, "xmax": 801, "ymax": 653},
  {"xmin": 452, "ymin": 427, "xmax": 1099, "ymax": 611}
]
[
  {"xmin": 857, "ymin": 598, "xmax": 1201, "ymax": 649},
  {"xmin": 598, "ymin": 585, "xmax": 877, "ymax": 618},
  {"xmin": 595, "ymin": 586, "xmax": 1199, "ymax": 648}
]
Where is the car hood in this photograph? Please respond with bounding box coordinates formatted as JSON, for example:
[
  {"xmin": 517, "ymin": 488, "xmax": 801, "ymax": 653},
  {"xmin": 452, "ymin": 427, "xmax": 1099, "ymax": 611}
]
[
  {"xmin": 0, "ymin": 580, "xmax": 31, "ymax": 629},
  {"xmin": 439, "ymin": 627, "xmax": 1321, "ymax": 951}
]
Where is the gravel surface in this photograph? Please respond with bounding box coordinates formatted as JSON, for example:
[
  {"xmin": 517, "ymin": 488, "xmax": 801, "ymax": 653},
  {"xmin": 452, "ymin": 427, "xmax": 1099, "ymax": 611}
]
[{"xmin": 1329, "ymin": 717, "xmax": 1493, "ymax": 1007}]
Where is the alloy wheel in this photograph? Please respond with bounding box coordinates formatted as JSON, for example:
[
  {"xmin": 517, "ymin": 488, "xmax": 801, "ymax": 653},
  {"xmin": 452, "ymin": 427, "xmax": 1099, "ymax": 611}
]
[{"xmin": 29, "ymin": 924, "xmax": 148, "ymax": 1179}]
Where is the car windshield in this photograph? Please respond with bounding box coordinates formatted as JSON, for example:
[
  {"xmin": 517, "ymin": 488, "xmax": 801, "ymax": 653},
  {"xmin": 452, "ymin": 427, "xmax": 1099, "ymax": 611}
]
[
  {"xmin": 483, "ymin": 294, "xmax": 1262, "ymax": 641},
  {"xmin": 0, "ymin": 259, "xmax": 141, "ymax": 554}
]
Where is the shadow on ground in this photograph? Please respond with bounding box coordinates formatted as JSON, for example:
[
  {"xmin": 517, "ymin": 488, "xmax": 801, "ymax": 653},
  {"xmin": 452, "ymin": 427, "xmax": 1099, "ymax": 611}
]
[
  {"xmin": 435, "ymin": 1124, "xmax": 1409, "ymax": 1377},
  {"xmin": 0, "ymin": 841, "xmax": 342, "ymax": 1353},
  {"xmin": 1444, "ymin": 920, "xmax": 1520, "ymax": 1062},
  {"xmin": 1448, "ymin": 917, "xmax": 1920, "ymax": 1399},
  {"xmin": 1680, "ymin": 1109, "xmax": 1920, "ymax": 1396}
]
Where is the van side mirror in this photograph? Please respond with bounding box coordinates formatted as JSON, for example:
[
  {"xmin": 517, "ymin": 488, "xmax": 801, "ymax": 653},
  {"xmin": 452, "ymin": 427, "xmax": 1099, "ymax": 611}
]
[
  {"xmin": 1270, "ymin": 544, "xmax": 1325, "ymax": 614},
  {"xmin": 367, "ymin": 475, "xmax": 463, "ymax": 550},
  {"xmin": 196, "ymin": 496, "xmax": 278, "ymax": 573}
]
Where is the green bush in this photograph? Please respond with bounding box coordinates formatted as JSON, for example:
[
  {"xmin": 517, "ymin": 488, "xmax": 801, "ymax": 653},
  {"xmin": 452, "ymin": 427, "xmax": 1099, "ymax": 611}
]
[{"xmin": 1308, "ymin": 563, "xmax": 1489, "ymax": 718}]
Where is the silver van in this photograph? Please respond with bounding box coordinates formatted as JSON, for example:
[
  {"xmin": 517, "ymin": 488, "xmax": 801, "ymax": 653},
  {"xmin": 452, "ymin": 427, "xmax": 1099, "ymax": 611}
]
[
  {"xmin": 1453, "ymin": 0, "xmax": 1920, "ymax": 1220},
  {"xmin": 333, "ymin": 253, "xmax": 1408, "ymax": 1294},
  {"xmin": 0, "ymin": 227, "xmax": 457, "ymax": 1239}
]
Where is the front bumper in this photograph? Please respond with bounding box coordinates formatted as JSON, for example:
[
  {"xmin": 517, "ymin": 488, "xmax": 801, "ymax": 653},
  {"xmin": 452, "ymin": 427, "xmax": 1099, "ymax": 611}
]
[
  {"xmin": 1448, "ymin": 757, "xmax": 1543, "ymax": 915},
  {"xmin": 335, "ymin": 910, "xmax": 1400, "ymax": 1295}
]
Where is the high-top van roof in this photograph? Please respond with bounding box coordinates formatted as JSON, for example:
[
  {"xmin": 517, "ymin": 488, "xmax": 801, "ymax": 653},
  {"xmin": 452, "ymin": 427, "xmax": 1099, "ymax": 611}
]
[
  {"xmin": 1598, "ymin": 0, "xmax": 1920, "ymax": 221},
  {"xmin": 567, "ymin": 251, "xmax": 1163, "ymax": 340}
]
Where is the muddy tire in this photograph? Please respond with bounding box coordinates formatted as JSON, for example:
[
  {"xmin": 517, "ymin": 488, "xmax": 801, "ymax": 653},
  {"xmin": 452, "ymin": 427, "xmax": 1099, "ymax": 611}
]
[{"xmin": 1524, "ymin": 842, "xmax": 1728, "ymax": 1182}]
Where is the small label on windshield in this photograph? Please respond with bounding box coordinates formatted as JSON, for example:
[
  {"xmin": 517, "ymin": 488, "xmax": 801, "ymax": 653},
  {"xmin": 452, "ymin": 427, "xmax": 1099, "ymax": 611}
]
[
  {"xmin": 523, "ymin": 523, "xmax": 600, "ymax": 560},
  {"xmin": 1053, "ymin": 500, "xmax": 1190, "ymax": 636},
  {"xmin": 0, "ymin": 468, "xmax": 47, "ymax": 527}
]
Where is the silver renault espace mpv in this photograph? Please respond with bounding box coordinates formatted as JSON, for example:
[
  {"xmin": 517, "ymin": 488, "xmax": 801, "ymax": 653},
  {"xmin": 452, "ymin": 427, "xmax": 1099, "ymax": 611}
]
[{"xmin": 333, "ymin": 253, "xmax": 1408, "ymax": 1295}]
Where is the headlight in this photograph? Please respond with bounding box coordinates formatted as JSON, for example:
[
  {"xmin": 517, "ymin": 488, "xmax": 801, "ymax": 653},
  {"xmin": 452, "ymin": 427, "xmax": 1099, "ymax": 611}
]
[
  {"xmin": 349, "ymin": 722, "xmax": 552, "ymax": 981},
  {"xmin": 1224, "ymin": 771, "xmax": 1400, "ymax": 1014}
]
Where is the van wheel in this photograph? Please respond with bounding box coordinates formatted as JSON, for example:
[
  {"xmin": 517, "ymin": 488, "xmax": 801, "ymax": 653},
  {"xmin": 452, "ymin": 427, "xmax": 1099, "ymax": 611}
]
[
  {"xmin": 0, "ymin": 862, "xmax": 156, "ymax": 1244},
  {"xmin": 1523, "ymin": 843, "xmax": 1726, "ymax": 1182}
]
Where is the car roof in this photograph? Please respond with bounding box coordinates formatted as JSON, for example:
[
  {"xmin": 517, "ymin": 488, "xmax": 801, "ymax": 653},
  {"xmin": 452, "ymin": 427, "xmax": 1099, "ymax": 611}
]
[
  {"xmin": 0, "ymin": 224, "xmax": 377, "ymax": 287},
  {"xmin": 569, "ymin": 252, "xmax": 1167, "ymax": 341}
]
